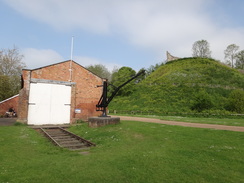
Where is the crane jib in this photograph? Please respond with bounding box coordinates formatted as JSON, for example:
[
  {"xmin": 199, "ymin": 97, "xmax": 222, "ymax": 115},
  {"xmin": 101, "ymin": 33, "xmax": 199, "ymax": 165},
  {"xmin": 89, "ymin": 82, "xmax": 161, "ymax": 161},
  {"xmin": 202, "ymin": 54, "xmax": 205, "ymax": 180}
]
[{"xmin": 96, "ymin": 70, "xmax": 145, "ymax": 117}]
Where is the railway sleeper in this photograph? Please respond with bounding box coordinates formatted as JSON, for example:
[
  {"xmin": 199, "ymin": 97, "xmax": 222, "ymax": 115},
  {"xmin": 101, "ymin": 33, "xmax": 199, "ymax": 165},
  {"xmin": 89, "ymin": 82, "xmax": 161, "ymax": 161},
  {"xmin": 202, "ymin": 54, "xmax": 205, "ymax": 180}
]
[
  {"xmin": 58, "ymin": 140, "xmax": 82, "ymax": 145},
  {"xmin": 51, "ymin": 136, "xmax": 72, "ymax": 139},
  {"xmin": 62, "ymin": 144, "xmax": 87, "ymax": 148},
  {"xmin": 40, "ymin": 127, "xmax": 95, "ymax": 150},
  {"xmin": 54, "ymin": 138, "xmax": 77, "ymax": 141},
  {"xmin": 48, "ymin": 133, "xmax": 70, "ymax": 136}
]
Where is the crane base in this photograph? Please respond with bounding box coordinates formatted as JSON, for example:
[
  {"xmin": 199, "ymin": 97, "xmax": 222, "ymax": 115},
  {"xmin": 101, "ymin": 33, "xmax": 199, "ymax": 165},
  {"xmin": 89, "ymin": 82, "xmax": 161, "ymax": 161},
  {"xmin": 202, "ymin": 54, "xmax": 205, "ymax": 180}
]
[{"xmin": 88, "ymin": 117, "xmax": 120, "ymax": 128}]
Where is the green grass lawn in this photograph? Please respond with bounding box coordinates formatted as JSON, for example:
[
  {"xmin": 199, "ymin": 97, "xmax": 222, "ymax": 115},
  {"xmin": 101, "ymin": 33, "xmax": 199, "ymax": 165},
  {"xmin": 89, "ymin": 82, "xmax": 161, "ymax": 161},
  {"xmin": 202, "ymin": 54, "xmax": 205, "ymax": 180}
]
[{"xmin": 0, "ymin": 121, "xmax": 243, "ymax": 183}]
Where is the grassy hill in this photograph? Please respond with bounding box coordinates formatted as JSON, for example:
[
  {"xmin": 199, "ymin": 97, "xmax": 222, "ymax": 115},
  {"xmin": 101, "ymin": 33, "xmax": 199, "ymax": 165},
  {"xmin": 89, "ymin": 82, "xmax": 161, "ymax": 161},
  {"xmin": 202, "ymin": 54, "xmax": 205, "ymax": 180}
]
[{"xmin": 109, "ymin": 58, "xmax": 244, "ymax": 115}]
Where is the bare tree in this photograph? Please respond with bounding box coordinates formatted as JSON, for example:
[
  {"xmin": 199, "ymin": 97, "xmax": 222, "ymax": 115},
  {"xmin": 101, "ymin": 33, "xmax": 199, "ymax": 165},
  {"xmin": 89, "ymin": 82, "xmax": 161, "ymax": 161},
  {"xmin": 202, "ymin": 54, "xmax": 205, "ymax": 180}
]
[
  {"xmin": 192, "ymin": 40, "xmax": 211, "ymax": 58},
  {"xmin": 235, "ymin": 50, "xmax": 244, "ymax": 69},
  {"xmin": 0, "ymin": 47, "xmax": 26, "ymax": 99},
  {"xmin": 224, "ymin": 44, "xmax": 239, "ymax": 68},
  {"xmin": 86, "ymin": 64, "xmax": 111, "ymax": 81},
  {"xmin": 0, "ymin": 75, "xmax": 12, "ymax": 101}
]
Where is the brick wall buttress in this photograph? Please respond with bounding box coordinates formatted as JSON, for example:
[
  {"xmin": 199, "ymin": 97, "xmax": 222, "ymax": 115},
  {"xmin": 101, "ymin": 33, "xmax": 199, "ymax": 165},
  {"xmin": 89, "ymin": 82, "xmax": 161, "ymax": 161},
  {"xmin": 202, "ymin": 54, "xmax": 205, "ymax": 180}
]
[{"xmin": 17, "ymin": 70, "xmax": 31, "ymax": 123}]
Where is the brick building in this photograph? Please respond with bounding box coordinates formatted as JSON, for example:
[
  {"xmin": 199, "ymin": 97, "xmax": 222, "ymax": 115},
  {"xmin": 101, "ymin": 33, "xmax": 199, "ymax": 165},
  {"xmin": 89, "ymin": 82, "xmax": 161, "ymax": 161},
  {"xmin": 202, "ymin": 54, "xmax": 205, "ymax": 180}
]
[
  {"xmin": 16, "ymin": 60, "xmax": 104, "ymax": 125},
  {"xmin": 0, "ymin": 94, "xmax": 19, "ymax": 116}
]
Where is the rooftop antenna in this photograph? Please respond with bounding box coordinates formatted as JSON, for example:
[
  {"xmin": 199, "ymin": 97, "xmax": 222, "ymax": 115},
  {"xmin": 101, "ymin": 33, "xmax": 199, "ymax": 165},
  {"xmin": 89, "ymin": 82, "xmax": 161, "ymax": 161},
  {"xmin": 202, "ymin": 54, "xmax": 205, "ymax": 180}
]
[{"xmin": 69, "ymin": 36, "xmax": 74, "ymax": 82}]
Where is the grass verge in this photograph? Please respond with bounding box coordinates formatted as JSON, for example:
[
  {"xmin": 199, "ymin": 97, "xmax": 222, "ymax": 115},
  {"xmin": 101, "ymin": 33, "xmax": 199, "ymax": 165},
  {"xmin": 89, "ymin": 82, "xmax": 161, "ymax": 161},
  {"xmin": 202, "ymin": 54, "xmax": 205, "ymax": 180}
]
[
  {"xmin": 159, "ymin": 116, "xmax": 244, "ymax": 126},
  {"xmin": 0, "ymin": 122, "xmax": 243, "ymax": 183},
  {"xmin": 111, "ymin": 114, "xmax": 244, "ymax": 126}
]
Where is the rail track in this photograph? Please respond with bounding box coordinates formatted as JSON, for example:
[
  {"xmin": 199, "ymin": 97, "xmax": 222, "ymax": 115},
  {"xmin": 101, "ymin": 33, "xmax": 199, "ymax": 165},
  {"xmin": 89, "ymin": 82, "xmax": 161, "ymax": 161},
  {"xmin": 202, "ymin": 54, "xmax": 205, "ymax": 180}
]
[{"xmin": 40, "ymin": 127, "xmax": 95, "ymax": 150}]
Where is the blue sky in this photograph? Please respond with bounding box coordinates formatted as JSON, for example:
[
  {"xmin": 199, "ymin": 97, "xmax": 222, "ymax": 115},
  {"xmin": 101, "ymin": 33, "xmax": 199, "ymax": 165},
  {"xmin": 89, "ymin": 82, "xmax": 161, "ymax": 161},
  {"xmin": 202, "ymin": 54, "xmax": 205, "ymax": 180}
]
[{"xmin": 1, "ymin": 0, "xmax": 244, "ymax": 71}]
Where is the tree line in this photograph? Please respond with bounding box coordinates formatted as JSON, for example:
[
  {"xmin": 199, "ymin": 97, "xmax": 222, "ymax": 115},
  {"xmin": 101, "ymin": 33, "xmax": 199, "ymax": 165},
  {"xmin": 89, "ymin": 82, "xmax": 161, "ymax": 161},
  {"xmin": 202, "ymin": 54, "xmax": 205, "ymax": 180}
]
[
  {"xmin": 192, "ymin": 40, "xmax": 244, "ymax": 69},
  {"xmin": 0, "ymin": 40, "xmax": 243, "ymax": 101}
]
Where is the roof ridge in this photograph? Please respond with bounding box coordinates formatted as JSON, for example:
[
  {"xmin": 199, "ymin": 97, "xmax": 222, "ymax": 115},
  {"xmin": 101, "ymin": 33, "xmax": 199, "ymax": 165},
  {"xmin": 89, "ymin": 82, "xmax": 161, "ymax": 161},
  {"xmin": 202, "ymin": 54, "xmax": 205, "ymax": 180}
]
[{"xmin": 0, "ymin": 94, "xmax": 19, "ymax": 104}]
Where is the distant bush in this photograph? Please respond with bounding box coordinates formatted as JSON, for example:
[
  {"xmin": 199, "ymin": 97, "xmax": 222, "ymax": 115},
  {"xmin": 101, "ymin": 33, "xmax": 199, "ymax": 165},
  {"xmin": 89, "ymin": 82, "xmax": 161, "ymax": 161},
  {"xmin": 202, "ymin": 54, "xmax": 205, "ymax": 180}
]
[
  {"xmin": 191, "ymin": 90, "xmax": 214, "ymax": 112},
  {"xmin": 226, "ymin": 89, "xmax": 244, "ymax": 113}
]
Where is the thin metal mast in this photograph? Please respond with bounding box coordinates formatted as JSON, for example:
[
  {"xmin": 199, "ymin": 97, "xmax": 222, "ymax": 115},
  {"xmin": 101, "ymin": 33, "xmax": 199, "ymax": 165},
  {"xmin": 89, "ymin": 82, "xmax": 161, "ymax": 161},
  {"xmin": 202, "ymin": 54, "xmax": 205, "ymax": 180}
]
[{"xmin": 69, "ymin": 36, "xmax": 74, "ymax": 82}]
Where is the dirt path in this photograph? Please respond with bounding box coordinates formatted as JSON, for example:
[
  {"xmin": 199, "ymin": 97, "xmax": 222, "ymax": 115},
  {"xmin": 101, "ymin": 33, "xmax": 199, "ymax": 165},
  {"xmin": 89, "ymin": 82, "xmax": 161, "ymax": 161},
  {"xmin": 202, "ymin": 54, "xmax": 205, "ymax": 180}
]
[
  {"xmin": 1, "ymin": 116, "xmax": 243, "ymax": 132},
  {"xmin": 112, "ymin": 115, "xmax": 244, "ymax": 132}
]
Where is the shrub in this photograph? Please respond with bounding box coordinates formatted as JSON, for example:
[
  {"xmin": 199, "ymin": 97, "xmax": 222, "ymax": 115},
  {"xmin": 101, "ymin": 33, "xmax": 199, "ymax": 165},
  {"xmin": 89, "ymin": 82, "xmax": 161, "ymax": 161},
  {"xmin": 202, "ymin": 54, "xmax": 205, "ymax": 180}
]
[
  {"xmin": 191, "ymin": 90, "xmax": 214, "ymax": 112},
  {"xmin": 226, "ymin": 89, "xmax": 244, "ymax": 113}
]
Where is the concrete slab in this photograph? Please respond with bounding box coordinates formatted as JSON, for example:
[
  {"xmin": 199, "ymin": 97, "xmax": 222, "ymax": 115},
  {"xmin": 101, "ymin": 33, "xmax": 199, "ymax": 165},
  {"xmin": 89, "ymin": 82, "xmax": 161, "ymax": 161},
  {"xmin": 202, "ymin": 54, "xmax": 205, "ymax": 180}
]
[
  {"xmin": 88, "ymin": 117, "xmax": 120, "ymax": 127},
  {"xmin": 0, "ymin": 118, "xmax": 17, "ymax": 126}
]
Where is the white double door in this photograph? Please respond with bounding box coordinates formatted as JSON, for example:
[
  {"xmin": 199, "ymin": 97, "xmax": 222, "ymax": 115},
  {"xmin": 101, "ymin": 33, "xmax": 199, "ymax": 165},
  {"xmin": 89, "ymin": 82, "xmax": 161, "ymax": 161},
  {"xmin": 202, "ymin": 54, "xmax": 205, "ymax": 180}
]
[{"xmin": 28, "ymin": 83, "xmax": 71, "ymax": 125}]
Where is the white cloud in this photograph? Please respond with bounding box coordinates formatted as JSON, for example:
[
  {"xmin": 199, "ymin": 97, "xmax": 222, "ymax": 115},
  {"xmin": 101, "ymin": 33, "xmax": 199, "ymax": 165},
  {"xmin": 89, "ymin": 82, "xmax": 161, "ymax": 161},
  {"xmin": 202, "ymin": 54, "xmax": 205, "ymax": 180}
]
[
  {"xmin": 22, "ymin": 48, "xmax": 64, "ymax": 69},
  {"xmin": 22, "ymin": 48, "xmax": 121, "ymax": 71},
  {"xmin": 74, "ymin": 56, "xmax": 121, "ymax": 72},
  {"xmin": 4, "ymin": 0, "xmax": 112, "ymax": 33},
  {"xmin": 5, "ymin": 0, "xmax": 244, "ymax": 62},
  {"xmin": 209, "ymin": 27, "xmax": 244, "ymax": 61}
]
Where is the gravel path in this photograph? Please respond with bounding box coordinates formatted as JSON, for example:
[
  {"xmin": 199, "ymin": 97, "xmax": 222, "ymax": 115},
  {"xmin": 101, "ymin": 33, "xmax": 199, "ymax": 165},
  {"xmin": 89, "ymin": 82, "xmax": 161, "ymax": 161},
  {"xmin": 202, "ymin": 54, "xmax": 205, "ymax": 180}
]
[{"xmin": 112, "ymin": 115, "xmax": 244, "ymax": 132}]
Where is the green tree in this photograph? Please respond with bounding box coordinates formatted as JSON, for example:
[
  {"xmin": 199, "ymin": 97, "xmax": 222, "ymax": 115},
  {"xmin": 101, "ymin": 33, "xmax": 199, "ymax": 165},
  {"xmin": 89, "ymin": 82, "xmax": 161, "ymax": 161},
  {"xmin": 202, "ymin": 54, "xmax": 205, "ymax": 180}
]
[
  {"xmin": 192, "ymin": 40, "xmax": 211, "ymax": 58},
  {"xmin": 226, "ymin": 89, "xmax": 244, "ymax": 113},
  {"xmin": 146, "ymin": 62, "xmax": 163, "ymax": 76},
  {"xmin": 224, "ymin": 44, "xmax": 239, "ymax": 68},
  {"xmin": 235, "ymin": 50, "xmax": 244, "ymax": 69},
  {"xmin": 86, "ymin": 64, "xmax": 111, "ymax": 81},
  {"xmin": 0, "ymin": 47, "xmax": 25, "ymax": 100},
  {"xmin": 110, "ymin": 67, "xmax": 136, "ymax": 96},
  {"xmin": 135, "ymin": 68, "xmax": 146, "ymax": 83}
]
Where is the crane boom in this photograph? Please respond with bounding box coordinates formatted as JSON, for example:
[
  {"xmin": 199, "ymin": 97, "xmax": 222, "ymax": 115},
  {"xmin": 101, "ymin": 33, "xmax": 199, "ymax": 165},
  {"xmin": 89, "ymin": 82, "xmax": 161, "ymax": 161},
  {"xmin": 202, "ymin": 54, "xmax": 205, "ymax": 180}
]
[{"xmin": 96, "ymin": 70, "xmax": 145, "ymax": 117}]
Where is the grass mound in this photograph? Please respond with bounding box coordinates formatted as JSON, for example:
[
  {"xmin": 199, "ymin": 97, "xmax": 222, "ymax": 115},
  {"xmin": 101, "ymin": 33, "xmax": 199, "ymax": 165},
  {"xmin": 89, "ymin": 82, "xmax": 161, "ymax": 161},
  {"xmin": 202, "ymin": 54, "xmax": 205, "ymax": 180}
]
[{"xmin": 110, "ymin": 58, "xmax": 244, "ymax": 115}]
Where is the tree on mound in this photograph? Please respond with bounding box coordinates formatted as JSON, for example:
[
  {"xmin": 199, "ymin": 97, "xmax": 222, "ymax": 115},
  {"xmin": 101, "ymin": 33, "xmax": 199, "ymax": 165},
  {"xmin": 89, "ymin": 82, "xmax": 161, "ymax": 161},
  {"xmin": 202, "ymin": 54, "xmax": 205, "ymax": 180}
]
[
  {"xmin": 192, "ymin": 40, "xmax": 211, "ymax": 58},
  {"xmin": 235, "ymin": 50, "xmax": 244, "ymax": 69},
  {"xmin": 224, "ymin": 44, "xmax": 239, "ymax": 68}
]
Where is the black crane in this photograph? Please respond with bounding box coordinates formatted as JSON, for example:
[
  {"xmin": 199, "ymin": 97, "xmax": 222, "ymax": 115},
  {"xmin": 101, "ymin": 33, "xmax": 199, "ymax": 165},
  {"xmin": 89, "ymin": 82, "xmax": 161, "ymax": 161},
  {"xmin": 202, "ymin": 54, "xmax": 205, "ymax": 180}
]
[{"xmin": 96, "ymin": 70, "xmax": 145, "ymax": 117}]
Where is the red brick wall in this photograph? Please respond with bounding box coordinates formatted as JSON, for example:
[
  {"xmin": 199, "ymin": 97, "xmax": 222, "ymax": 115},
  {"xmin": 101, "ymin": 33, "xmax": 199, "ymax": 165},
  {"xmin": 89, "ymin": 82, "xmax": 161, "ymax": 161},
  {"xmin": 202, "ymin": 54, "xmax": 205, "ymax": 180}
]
[
  {"xmin": 30, "ymin": 61, "xmax": 71, "ymax": 81},
  {"xmin": 18, "ymin": 60, "xmax": 103, "ymax": 123},
  {"xmin": 71, "ymin": 62, "xmax": 103, "ymax": 121},
  {"xmin": 0, "ymin": 95, "xmax": 19, "ymax": 116},
  {"xmin": 17, "ymin": 70, "xmax": 31, "ymax": 123}
]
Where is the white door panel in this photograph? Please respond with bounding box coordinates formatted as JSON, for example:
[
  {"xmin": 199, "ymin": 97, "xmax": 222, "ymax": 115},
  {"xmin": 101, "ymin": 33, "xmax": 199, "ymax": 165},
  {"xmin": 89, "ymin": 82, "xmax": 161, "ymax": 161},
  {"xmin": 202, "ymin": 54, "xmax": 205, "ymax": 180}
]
[{"xmin": 28, "ymin": 83, "xmax": 71, "ymax": 125}]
